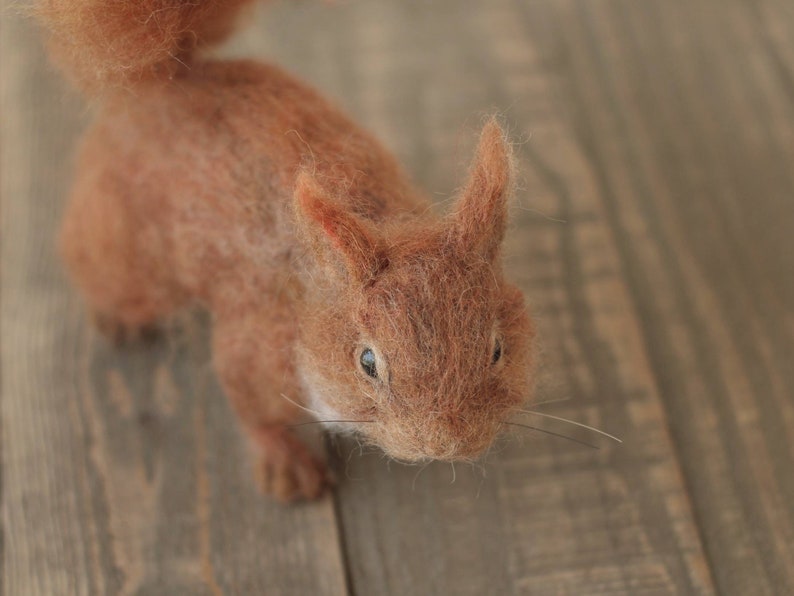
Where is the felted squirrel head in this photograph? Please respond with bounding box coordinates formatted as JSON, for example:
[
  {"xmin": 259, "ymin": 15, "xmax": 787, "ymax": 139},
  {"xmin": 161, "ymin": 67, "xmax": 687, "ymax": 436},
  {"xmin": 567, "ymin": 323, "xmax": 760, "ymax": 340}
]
[{"xmin": 294, "ymin": 120, "xmax": 534, "ymax": 461}]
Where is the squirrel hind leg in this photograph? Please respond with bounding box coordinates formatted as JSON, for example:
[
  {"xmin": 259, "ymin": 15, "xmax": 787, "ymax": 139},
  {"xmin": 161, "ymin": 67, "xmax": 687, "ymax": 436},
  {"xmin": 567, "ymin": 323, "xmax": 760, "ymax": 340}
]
[{"xmin": 59, "ymin": 178, "xmax": 186, "ymax": 344}]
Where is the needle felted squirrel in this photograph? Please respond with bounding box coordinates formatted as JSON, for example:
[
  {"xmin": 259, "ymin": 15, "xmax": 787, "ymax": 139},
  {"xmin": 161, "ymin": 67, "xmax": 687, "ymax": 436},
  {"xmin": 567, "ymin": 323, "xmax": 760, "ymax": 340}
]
[{"xmin": 38, "ymin": 0, "xmax": 535, "ymax": 501}]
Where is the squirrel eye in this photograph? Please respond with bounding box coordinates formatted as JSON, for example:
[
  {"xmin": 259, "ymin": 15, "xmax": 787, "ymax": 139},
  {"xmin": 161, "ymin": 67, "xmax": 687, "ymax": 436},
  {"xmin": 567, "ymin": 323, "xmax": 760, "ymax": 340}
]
[
  {"xmin": 360, "ymin": 348, "xmax": 378, "ymax": 378},
  {"xmin": 492, "ymin": 339, "xmax": 503, "ymax": 364}
]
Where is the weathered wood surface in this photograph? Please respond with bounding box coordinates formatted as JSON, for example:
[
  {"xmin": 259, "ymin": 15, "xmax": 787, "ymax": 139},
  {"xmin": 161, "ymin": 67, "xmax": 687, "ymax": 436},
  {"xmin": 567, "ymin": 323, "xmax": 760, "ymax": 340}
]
[{"xmin": 2, "ymin": 0, "xmax": 792, "ymax": 594}]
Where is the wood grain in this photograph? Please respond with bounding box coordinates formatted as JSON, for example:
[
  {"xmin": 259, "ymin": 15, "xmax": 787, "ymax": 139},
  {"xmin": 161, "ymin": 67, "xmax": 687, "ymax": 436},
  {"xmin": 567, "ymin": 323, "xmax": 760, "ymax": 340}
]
[
  {"xmin": 514, "ymin": 1, "xmax": 794, "ymax": 592},
  {"xmin": 3, "ymin": 0, "xmax": 793, "ymax": 594}
]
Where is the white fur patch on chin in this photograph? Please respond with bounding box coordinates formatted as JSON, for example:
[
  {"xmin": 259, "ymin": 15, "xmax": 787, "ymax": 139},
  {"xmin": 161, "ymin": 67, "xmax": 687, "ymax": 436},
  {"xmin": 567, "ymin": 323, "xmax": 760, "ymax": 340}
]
[{"xmin": 300, "ymin": 373, "xmax": 357, "ymax": 434}]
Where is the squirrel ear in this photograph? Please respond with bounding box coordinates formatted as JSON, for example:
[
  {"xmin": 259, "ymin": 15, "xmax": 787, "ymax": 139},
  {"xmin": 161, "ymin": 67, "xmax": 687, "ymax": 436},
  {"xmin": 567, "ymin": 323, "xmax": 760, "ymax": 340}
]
[
  {"xmin": 293, "ymin": 171, "xmax": 387, "ymax": 284},
  {"xmin": 450, "ymin": 118, "xmax": 513, "ymax": 260}
]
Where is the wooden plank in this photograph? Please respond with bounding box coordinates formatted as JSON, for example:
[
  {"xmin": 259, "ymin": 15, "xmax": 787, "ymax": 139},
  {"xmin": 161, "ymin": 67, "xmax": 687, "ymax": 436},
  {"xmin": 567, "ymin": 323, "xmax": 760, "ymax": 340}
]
[
  {"xmin": 1, "ymin": 9, "xmax": 348, "ymax": 596},
  {"xmin": 7, "ymin": 0, "xmax": 792, "ymax": 593},
  {"xmin": 267, "ymin": 1, "xmax": 716, "ymax": 593},
  {"xmin": 515, "ymin": 0, "xmax": 794, "ymax": 593}
]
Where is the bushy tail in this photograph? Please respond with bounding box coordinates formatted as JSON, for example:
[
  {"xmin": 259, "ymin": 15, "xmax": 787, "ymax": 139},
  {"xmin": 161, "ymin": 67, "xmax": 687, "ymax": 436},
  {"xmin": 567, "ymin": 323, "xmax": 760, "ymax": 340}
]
[{"xmin": 36, "ymin": 0, "xmax": 258, "ymax": 94}]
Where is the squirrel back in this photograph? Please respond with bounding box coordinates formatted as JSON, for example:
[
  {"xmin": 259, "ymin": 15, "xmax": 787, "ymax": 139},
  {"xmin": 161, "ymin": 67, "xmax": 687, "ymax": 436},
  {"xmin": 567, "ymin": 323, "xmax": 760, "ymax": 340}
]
[{"xmin": 36, "ymin": 0, "xmax": 257, "ymax": 94}]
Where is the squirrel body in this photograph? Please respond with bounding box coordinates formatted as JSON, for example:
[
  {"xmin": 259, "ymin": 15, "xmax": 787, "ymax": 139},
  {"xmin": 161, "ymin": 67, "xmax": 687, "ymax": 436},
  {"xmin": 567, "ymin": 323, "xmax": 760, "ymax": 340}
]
[{"xmin": 40, "ymin": 0, "xmax": 534, "ymax": 501}]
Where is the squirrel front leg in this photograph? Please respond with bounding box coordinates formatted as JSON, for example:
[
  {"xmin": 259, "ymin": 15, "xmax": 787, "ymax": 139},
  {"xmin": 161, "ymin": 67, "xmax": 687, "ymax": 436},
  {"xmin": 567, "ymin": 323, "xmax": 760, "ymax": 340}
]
[{"xmin": 211, "ymin": 302, "xmax": 332, "ymax": 502}]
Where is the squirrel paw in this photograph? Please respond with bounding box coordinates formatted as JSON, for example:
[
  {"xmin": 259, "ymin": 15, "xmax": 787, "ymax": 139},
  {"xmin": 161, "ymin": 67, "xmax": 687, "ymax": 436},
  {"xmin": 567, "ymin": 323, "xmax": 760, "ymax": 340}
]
[
  {"xmin": 254, "ymin": 427, "xmax": 333, "ymax": 502},
  {"xmin": 91, "ymin": 311, "xmax": 161, "ymax": 345}
]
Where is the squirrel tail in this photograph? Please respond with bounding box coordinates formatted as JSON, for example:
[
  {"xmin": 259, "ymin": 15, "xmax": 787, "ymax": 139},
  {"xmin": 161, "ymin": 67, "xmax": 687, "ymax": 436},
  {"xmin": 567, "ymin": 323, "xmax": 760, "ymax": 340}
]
[{"xmin": 36, "ymin": 0, "xmax": 258, "ymax": 94}]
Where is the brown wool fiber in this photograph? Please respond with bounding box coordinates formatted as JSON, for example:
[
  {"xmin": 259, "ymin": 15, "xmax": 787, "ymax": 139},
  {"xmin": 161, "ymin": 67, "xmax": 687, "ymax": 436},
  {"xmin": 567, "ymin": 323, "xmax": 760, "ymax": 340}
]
[{"xmin": 38, "ymin": 0, "xmax": 535, "ymax": 501}]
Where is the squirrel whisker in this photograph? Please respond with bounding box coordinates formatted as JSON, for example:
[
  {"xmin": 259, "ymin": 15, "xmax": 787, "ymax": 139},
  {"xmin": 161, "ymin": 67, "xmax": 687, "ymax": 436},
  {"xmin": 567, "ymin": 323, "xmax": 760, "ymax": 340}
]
[
  {"xmin": 526, "ymin": 396, "xmax": 572, "ymax": 408},
  {"xmin": 501, "ymin": 421, "xmax": 600, "ymax": 450},
  {"xmin": 279, "ymin": 392, "xmax": 324, "ymax": 418},
  {"xmin": 515, "ymin": 410, "xmax": 623, "ymax": 444},
  {"xmin": 288, "ymin": 419, "xmax": 375, "ymax": 428}
]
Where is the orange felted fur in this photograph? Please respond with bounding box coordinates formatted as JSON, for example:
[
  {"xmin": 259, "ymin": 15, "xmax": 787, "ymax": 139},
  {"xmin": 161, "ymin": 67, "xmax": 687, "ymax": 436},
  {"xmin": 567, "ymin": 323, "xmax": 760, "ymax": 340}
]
[{"xmin": 38, "ymin": 0, "xmax": 535, "ymax": 501}]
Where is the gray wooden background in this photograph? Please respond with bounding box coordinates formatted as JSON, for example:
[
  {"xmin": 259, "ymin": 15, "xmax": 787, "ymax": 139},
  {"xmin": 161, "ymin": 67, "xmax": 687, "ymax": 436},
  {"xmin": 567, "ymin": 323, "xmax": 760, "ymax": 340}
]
[{"xmin": 2, "ymin": 0, "xmax": 793, "ymax": 594}]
